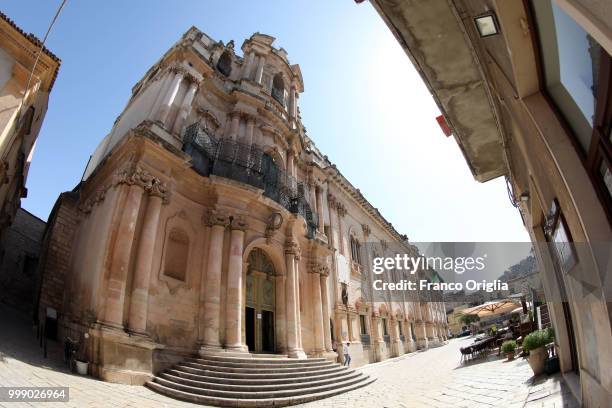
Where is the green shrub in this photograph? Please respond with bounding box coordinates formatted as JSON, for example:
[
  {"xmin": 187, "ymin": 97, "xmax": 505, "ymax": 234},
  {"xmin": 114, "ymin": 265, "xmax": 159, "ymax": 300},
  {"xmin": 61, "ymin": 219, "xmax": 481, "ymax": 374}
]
[
  {"xmin": 523, "ymin": 329, "xmax": 553, "ymax": 352},
  {"xmin": 501, "ymin": 340, "xmax": 517, "ymax": 354}
]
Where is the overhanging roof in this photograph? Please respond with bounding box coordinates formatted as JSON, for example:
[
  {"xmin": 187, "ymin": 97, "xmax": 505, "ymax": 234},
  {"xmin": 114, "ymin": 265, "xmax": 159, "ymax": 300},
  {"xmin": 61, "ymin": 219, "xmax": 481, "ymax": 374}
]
[{"xmin": 370, "ymin": 0, "xmax": 507, "ymax": 182}]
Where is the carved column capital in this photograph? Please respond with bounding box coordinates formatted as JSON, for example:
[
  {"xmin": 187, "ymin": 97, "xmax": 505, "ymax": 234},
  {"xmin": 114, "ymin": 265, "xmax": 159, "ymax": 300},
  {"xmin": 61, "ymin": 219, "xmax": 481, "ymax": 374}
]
[
  {"xmin": 114, "ymin": 166, "xmax": 169, "ymax": 203},
  {"xmin": 78, "ymin": 188, "xmax": 108, "ymax": 214},
  {"xmin": 336, "ymin": 202, "xmax": 347, "ymax": 218},
  {"xmin": 284, "ymin": 239, "xmax": 301, "ymax": 260},
  {"xmin": 204, "ymin": 208, "xmax": 230, "ymax": 227},
  {"xmin": 230, "ymin": 215, "xmax": 249, "ymax": 231},
  {"xmin": 308, "ymin": 261, "xmax": 330, "ymax": 276}
]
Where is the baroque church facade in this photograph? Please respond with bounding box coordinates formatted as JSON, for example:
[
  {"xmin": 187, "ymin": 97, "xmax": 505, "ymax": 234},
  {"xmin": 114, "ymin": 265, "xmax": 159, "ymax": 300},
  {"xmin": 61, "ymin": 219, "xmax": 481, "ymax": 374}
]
[{"xmin": 37, "ymin": 27, "xmax": 447, "ymax": 384}]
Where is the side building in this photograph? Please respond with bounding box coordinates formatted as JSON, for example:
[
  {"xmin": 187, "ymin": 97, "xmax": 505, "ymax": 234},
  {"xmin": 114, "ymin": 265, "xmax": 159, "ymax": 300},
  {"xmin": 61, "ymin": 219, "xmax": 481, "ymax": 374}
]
[
  {"xmin": 36, "ymin": 28, "xmax": 447, "ymax": 386},
  {"xmin": 0, "ymin": 12, "xmax": 60, "ymax": 236},
  {"xmin": 368, "ymin": 0, "xmax": 612, "ymax": 405}
]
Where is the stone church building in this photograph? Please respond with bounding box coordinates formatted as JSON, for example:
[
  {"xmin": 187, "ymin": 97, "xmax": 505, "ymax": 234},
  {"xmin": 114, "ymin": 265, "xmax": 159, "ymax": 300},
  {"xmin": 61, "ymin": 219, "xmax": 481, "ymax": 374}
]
[{"xmin": 37, "ymin": 27, "xmax": 447, "ymax": 388}]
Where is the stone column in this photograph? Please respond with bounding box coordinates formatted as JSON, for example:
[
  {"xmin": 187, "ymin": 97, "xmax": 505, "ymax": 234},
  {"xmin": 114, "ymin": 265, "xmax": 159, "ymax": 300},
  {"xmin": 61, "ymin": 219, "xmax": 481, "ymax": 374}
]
[
  {"xmin": 172, "ymin": 80, "xmax": 199, "ymax": 135},
  {"xmin": 310, "ymin": 264, "xmax": 325, "ymax": 355},
  {"xmin": 327, "ymin": 194, "xmax": 337, "ymax": 250},
  {"xmin": 245, "ymin": 118, "xmax": 255, "ymax": 146},
  {"xmin": 320, "ymin": 272, "xmax": 333, "ymax": 352},
  {"xmin": 243, "ymin": 51, "xmax": 255, "ymax": 80},
  {"xmin": 286, "ymin": 149, "xmax": 295, "ymax": 178},
  {"xmin": 289, "ymin": 87, "xmax": 297, "ymax": 118},
  {"xmin": 225, "ymin": 216, "xmax": 248, "ymax": 351},
  {"xmin": 200, "ymin": 210, "xmax": 229, "ymax": 350},
  {"xmin": 104, "ymin": 168, "xmax": 149, "ymax": 326},
  {"xmin": 229, "ymin": 113, "xmax": 240, "ymax": 141},
  {"xmin": 157, "ymin": 69, "xmax": 185, "ymax": 126},
  {"xmin": 284, "ymin": 240, "xmax": 306, "ymax": 358},
  {"xmin": 127, "ymin": 181, "xmax": 167, "ymax": 334},
  {"xmin": 336, "ymin": 204, "xmax": 346, "ymax": 255},
  {"xmin": 149, "ymin": 70, "xmax": 173, "ymax": 119},
  {"xmin": 255, "ymin": 55, "xmax": 265, "ymax": 84},
  {"xmin": 315, "ymin": 186, "xmax": 324, "ymax": 233}
]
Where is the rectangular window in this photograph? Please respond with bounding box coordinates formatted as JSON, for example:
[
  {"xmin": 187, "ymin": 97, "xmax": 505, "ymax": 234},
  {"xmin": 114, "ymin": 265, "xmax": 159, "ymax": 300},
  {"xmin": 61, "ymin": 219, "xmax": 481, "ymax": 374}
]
[
  {"xmin": 398, "ymin": 321, "xmax": 403, "ymax": 336},
  {"xmin": 382, "ymin": 318, "xmax": 388, "ymax": 336}
]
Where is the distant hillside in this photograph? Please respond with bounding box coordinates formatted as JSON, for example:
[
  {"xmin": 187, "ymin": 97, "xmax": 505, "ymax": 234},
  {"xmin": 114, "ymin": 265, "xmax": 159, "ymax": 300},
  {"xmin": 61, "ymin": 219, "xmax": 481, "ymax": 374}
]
[{"xmin": 499, "ymin": 252, "xmax": 537, "ymax": 282}]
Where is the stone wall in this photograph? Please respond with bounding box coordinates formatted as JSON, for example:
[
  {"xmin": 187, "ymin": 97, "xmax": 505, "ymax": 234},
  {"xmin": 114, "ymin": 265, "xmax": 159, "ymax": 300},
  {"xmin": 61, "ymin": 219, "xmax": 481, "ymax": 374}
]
[
  {"xmin": 36, "ymin": 192, "xmax": 79, "ymax": 320},
  {"xmin": 0, "ymin": 208, "xmax": 45, "ymax": 312}
]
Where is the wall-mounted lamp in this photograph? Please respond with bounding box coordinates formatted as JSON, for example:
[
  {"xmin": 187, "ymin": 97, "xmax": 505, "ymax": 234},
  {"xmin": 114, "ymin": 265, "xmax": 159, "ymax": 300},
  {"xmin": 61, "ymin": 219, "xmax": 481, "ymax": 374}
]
[
  {"xmin": 519, "ymin": 192, "xmax": 530, "ymax": 202},
  {"xmin": 474, "ymin": 12, "xmax": 500, "ymax": 38}
]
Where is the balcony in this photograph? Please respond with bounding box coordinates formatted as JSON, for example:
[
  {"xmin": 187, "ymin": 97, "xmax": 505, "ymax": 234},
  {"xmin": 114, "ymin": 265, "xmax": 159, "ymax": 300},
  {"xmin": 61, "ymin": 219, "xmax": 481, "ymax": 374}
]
[{"xmin": 183, "ymin": 123, "xmax": 318, "ymax": 238}]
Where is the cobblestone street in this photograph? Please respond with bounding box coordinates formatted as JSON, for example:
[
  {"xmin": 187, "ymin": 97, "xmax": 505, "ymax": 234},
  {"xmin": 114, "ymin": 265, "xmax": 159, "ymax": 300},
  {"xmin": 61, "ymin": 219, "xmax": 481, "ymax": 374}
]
[{"xmin": 0, "ymin": 306, "xmax": 576, "ymax": 408}]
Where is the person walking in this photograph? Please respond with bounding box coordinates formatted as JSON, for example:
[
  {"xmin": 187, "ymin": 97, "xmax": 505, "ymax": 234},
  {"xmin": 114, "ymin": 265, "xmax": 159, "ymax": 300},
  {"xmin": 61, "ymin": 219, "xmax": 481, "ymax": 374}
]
[{"xmin": 343, "ymin": 342, "xmax": 351, "ymax": 367}]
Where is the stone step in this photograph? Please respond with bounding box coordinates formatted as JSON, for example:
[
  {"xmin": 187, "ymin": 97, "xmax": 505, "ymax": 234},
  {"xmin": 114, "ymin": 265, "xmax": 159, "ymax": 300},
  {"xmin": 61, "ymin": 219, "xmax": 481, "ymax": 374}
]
[
  {"xmin": 151, "ymin": 372, "xmax": 372, "ymax": 400},
  {"xmin": 180, "ymin": 361, "xmax": 335, "ymax": 374},
  {"xmin": 199, "ymin": 352, "xmax": 290, "ymax": 359},
  {"xmin": 146, "ymin": 375, "xmax": 376, "ymax": 407},
  {"xmin": 195, "ymin": 355, "xmax": 328, "ymax": 365},
  {"xmin": 185, "ymin": 357, "xmax": 334, "ymax": 369},
  {"xmin": 166, "ymin": 367, "xmax": 355, "ymax": 386},
  {"xmin": 159, "ymin": 370, "xmax": 363, "ymax": 393},
  {"xmin": 174, "ymin": 363, "xmax": 347, "ymax": 379}
]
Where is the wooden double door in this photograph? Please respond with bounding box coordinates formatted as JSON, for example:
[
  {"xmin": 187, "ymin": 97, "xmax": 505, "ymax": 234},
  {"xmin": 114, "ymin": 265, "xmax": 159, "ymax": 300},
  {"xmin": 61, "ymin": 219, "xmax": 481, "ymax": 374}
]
[{"xmin": 245, "ymin": 271, "xmax": 275, "ymax": 353}]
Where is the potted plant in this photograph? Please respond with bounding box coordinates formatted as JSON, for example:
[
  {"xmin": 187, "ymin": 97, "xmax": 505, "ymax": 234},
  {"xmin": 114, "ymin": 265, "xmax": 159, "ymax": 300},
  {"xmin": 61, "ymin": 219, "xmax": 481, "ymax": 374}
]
[
  {"xmin": 75, "ymin": 309, "xmax": 96, "ymax": 375},
  {"xmin": 501, "ymin": 340, "xmax": 517, "ymax": 361},
  {"xmin": 523, "ymin": 329, "xmax": 553, "ymax": 376}
]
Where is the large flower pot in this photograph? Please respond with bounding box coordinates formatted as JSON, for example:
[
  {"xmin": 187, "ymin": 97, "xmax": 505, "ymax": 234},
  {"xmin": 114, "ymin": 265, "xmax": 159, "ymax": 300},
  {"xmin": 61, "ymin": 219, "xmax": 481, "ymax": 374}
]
[
  {"xmin": 506, "ymin": 352, "xmax": 515, "ymax": 361},
  {"xmin": 527, "ymin": 346, "xmax": 547, "ymax": 376}
]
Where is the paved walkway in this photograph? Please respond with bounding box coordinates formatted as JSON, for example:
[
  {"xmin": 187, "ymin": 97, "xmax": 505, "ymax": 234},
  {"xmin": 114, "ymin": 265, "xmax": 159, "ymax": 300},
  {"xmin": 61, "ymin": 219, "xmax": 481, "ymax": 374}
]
[{"xmin": 0, "ymin": 305, "xmax": 578, "ymax": 407}]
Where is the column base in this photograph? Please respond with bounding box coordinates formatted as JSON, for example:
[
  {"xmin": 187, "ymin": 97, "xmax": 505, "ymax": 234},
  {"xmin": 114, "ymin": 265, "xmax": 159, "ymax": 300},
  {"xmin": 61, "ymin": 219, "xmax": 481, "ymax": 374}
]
[
  {"xmin": 224, "ymin": 344, "xmax": 250, "ymax": 353},
  {"xmin": 198, "ymin": 344, "xmax": 224, "ymax": 357},
  {"xmin": 287, "ymin": 348, "xmax": 307, "ymax": 359}
]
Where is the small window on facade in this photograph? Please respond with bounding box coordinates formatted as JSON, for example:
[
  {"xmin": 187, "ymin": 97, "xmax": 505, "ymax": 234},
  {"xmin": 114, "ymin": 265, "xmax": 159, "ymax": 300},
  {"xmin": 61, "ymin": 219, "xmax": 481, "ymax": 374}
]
[
  {"xmin": 164, "ymin": 228, "xmax": 189, "ymax": 281},
  {"xmin": 398, "ymin": 320, "xmax": 403, "ymax": 336},
  {"xmin": 382, "ymin": 318, "xmax": 388, "ymax": 336},
  {"xmin": 359, "ymin": 314, "xmax": 367, "ymax": 335},
  {"xmin": 216, "ymin": 51, "xmax": 232, "ymax": 77}
]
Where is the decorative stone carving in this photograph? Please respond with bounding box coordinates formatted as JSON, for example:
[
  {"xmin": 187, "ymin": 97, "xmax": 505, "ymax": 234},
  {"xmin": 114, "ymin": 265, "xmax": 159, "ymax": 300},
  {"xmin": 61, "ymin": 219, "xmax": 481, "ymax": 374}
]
[
  {"xmin": 230, "ymin": 215, "xmax": 249, "ymax": 231},
  {"xmin": 284, "ymin": 239, "xmax": 301, "ymax": 260},
  {"xmin": 203, "ymin": 208, "xmax": 230, "ymax": 227},
  {"xmin": 336, "ymin": 202, "xmax": 347, "ymax": 218},
  {"xmin": 308, "ymin": 260, "xmax": 330, "ymax": 276},
  {"xmin": 361, "ymin": 224, "xmax": 371, "ymax": 237},
  {"xmin": 265, "ymin": 212, "xmax": 283, "ymax": 243},
  {"xmin": 78, "ymin": 188, "xmax": 108, "ymax": 214},
  {"xmin": 114, "ymin": 165, "xmax": 169, "ymax": 203}
]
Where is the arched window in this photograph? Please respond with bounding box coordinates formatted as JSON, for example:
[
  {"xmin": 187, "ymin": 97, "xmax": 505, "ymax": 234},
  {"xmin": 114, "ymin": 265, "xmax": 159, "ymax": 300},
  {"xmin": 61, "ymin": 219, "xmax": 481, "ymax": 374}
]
[
  {"xmin": 272, "ymin": 73, "xmax": 285, "ymax": 106},
  {"xmin": 164, "ymin": 228, "xmax": 189, "ymax": 281},
  {"xmin": 216, "ymin": 51, "xmax": 232, "ymax": 77}
]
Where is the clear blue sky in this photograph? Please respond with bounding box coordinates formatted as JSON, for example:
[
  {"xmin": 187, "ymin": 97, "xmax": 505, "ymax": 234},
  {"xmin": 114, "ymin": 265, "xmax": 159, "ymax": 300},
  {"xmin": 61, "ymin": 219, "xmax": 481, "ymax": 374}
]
[{"xmin": 5, "ymin": 0, "xmax": 529, "ymax": 242}]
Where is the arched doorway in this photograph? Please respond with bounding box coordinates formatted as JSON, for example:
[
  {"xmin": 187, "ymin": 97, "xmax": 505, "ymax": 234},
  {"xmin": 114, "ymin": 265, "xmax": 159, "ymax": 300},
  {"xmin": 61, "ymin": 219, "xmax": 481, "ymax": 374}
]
[{"xmin": 245, "ymin": 248, "xmax": 276, "ymax": 353}]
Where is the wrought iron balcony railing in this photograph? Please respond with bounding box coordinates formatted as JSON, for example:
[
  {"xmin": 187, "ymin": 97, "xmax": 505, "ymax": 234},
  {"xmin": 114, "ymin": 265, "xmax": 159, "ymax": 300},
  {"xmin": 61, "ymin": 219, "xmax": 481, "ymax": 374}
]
[{"xmin": 183, "ymin": 123, "xmax": 318, "ymax": 238}]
